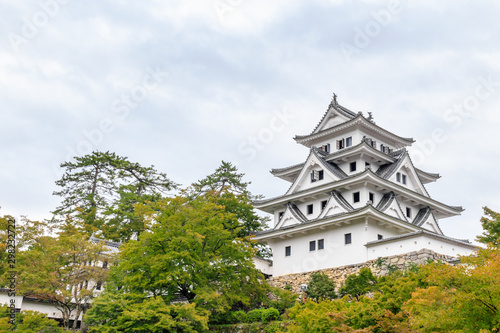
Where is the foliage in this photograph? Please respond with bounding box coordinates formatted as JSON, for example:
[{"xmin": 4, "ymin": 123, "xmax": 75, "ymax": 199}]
[
  {"xmin": 305, "ymin": 271, "xmax": 337, "ymax": 301},
  {"xmin": 283, "ymin": 299, "xmax": 370, "ymax": 332},
  {"xmin": 0, "ymin": 215, "xmax": 14, "ymax": 280},
  {"xmin": 375, "ymin": 268, "xmax": 429, "ymax": 314},
  {"xmin": 233, "ymin": 310, "xmax": 248, "ymax": 324},
  {"xmin": 0, "ymin": 305, "xmax": 64, "ymax": 333},
  {"xmin": 6, "ymin": 219, "xmax": 113, "ymax": 330},
  {"xmin": 189, "ymin": 161, "xmax": 271, "ymax": 257},
  {"xmin": 247, "ymin": 309, "xmax": 264, "ymax": 323},
  {"xmin": 86, "ymin": 194, "xmax": 268, "ymax": 331},
  {"xmin": 476, "ymin": 206, "xmax": 500, "ymax": 246},
  {"xmin": 86, "ymin": 294, "xmax": 209, "ymax": 333},
  {"xmin": 339, "ymin": 267, "xmax": 378, "ymax": 300},
  {"xmin": 52, "ymin": 151, "xmax": 177, "ymax": 241},
  {"xmin": 262, "ymin": 308, "xmax": 280, "ymax": 323},
  {"xmin": 404, "ymin": 246, "xmax": 500, "ymax": 332},
  {"xmin": 264, "ymin": 286, "xmax": 299, "ymax": 314}
]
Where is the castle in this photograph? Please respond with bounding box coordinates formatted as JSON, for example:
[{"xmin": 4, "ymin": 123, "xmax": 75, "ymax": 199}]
[{"xmin": 254, "ymin": 95, "xmax": 476, "ymax": 277}]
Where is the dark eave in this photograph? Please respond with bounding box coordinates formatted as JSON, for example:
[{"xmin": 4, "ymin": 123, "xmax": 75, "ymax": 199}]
[
  {"xmin": 415, "ymin": 168, "xmax": 441, "ymax": 183},
  {"xmin": 295, "ymin": 114, "xmax": 414, "ymax": 147}
]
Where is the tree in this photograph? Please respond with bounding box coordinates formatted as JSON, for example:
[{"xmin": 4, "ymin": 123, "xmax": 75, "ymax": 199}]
[
  {"xmin": 476, "ymin": 206, "xmax": 500, "ymax": 246},
  {"xmin": 305, "ymin": 271, "xmax": 337, "ymax": 301},
  {"xmin": 190, "ymin": 161, "xmax": 268, "ymax": 235},
  {"xmin": 85, "ymin": 292, "xmax": 209, "ymax": 333},
  {"xmin": 190, "ymin": 161, "xmax": 270, "ymax": 258},
  {"xmin": 52, "ymin": 151, "xmax": 177, "ymax": 241},
  {"xmin": 339, "ymin": 267, "xmax": 378, "ymax": 300},
  {"xmin": 0, "ymin": 305, "xmax": 64, "ymax": 333},
  {"xmin": 11, "ymin": 219, "xmax": 114, "ymax": 331},
  {"xmin": 0, "ymin": 215, "xmax": 15, "ymax": 279},
  {"xmin": 85, "ymin": 194, "xmax": 268, "ymax": 331},
  {"xmin": 191, "ymin": 161, "xmax": 257, "ymax": 199},
  {"xmin": 404, "ymin": 246, "xmax": 500, "ymax": 332}
]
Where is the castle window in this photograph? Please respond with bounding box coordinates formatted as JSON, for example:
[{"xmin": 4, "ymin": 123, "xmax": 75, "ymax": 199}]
[
  {"xmin": 353, "ymin": 192, "xmax": 360, "ymax": 203},
  {"xmin": 380, "ymin": 144, "xmax": 392, "ymax": 154},
  {"xmin": 320, "ymin": 144, "xmax": 331, "ymax": 153},
  {"xmin": 321, "ymin": 200, "xmax": 327, "ymax": 210},
  {"xmin": 96, "ymin": 281, "xmax": 102, "ymax": 291},
  {"xmin": 336, "ymin": 137, "xmax": 353, "ymax": 150},
  {"xmin": 378, "ymin": 234, "xmax": 383, "ymax": 240},
  {"xmin": 346, "ymin": 137, "xmax": 352, "ymax": 147},
  {"xmin": 406, "ymin": 207, "xmax": 412, "ymax": 218},
  {"xmin": 396, "ymin": 172, "xmax": 401, "ymax": 182},
  {"xmin": 285, "ymin": 246, "xmax": 291, "ymax": 257},
  {"xmin": 345, "ymin": 233, "xmax": 352, "ymax": 245},
  {"xmin": 311, "ymin": 170, "xmax": 324, "ymax": 182},
  {"xmin": 278, "ymin": 211, "xmax": 284, "ymax": 221},
  {"xmin": 309, "ymin": 241, "xmax": 316, "ymax": 251},
  {"xmin": 369, "ymin": 192, "xmax": 374, "ymax": 203},
  {"xmin": 350, "ymin": 161, "xmax": 357, "ymax": 172},
  {"xmin": 318, "ymin": 239, "xmax": 324, "ymax": 250},
  {"xmin": 102, "ymin": 260, "xmax": 108, "ymax": 269},
  {"xmin": 402, "ymin": 174, "xmax": 407, "ymax": 185},
  {"xmin": 307, "ymin": 204, "xmax": 313, "ymax": 215}
]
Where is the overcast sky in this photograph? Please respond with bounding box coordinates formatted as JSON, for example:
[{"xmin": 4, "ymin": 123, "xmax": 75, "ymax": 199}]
[{"xmin": 1, "ymin": 0, "xmax": 499, "ymax": 242}]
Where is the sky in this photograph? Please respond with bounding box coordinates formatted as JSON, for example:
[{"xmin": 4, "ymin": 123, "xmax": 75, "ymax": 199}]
[{"xmin": 1, "ymin": 0, "xmax": 499, "ymax": 243}]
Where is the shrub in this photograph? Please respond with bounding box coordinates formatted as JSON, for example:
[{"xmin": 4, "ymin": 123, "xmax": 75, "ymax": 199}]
[
  {"xmin": 232, "ymin": 310, "xmax": 247, "ymax": 324},
  {"xmin": 262, "ymin": 308, "xmax": 280, "ymax": 323},
  {"xmin": 247, "ymin": 309, "xmax": 264, "ymax": 323},
  {"xmin": 265, "ymin": 286, "xmax": 298, "ymax": 313},
  {"xmin": 305, "ymin": 271, "xmax": 337, "ymax": 301},
  {"xmin": 339, "ymin": 267, "xmax": 378, "ymax": 300}
]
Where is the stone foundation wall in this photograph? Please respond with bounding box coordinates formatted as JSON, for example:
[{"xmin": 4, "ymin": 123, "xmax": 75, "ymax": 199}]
[{"xmin": 268, "ymin": 249, "xmax": 457, "ymax": 294}]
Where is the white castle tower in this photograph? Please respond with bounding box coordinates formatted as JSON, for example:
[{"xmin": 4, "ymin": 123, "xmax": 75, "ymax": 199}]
[{"xmin": 254, "ymin": 95, "xmax": 475, "ymax": 277}]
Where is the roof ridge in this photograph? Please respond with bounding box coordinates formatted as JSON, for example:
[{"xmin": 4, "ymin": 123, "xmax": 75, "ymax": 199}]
[{"xmin": 309, "ymin": 96, "xmax": 357, "ymax": 134}]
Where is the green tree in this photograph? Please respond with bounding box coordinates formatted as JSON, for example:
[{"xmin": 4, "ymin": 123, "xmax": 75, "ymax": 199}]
[
  {"xmin": 339, "ymin": 267, "xmax": 378, "ymax": 300},
  {"xmin": 190, "ymin": 161, "xmax": 270, "ymax": 258},
  {"xmin": 0, "ymin": 305, "xmax": 64, "ymax": 333},
  {"xmin": 404, "ymin": 246, "xmax": 500, "ymax": 332},
  {"xmin": 476, "ymin": 206, "xmax": 500, "ymax": 246},
  {"xmin": 52, "ymin": 151, "xmax": 177, "ymax": 241},
  {"xmin": 190, "ymin": 161, "xmax": 268, "ymax": 236},
  {"xmin": 0, "ymin": 215, "xmax": 15, "ymax": 280},
  {"xmin": 85, "ymin": 292, "xmax": 209, "ymax": 333},
  {"xmin": 305, "ymin": 271, "xmax": 337, "ymax": 301},
  {"xmin": 9, "ymin": 219, "xmax": 114, "ymax": 331},
  {"xmin": 86, "ymin": 194, "xmax": 268, "ymax": 331}
]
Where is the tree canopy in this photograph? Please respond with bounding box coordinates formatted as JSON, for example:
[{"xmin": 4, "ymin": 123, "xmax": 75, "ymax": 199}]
[
  {"xmin": 85, "ymin": 193, "xmax": 268, "ymax": 331},
  {"xmin": 10, "ymin": 219, "xmax": 114, "ymax": 330},
  {"xmin": 476, "ymin": 206, "xmax": 500, "ymax": 246},
  {"xmin": 52, "ymin": 151, "xmax": 177, "ymax": 241}
]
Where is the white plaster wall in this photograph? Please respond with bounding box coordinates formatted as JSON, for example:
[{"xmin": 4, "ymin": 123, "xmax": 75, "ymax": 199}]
[
  {"xmin": 253, "ymin": 257, "xmax": 273, "ymax": 276},
  {"xmin": 268, "ymin": 222, "xmax": 372, "ymax": 276},
  {"xmin": 366, "ymin": 235, "xmax": 475, "ymax": 261},
  {"xmin": 298, "ymin": 166, "xmax": 337, "ymax": 193},
  {"xmin": 0, "ymin": 293, "xmax": 82, "ymax": 320},
  {"xmin": 315, "ymin": 129, "xmax": 359, "ymax": 153},
  {"xmin": 296, "ymin": 197, "xmax": 330, "ymax": 220}
]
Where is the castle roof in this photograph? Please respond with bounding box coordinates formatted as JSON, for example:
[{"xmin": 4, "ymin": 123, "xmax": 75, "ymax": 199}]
[
  {"xmin": 254, "ymin": 168, "xmax": 463, "ymax": 218},
  {"xmin": 294, "ymin": 113, "xmax": 415, "ymax": 147},
  {"xmin": 365, "ymin": 230, "xmax": 475, "ymax": 249},
  {"xmin": 271, "ymin": 143, "xmax": 439, "ymax": 185}
]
